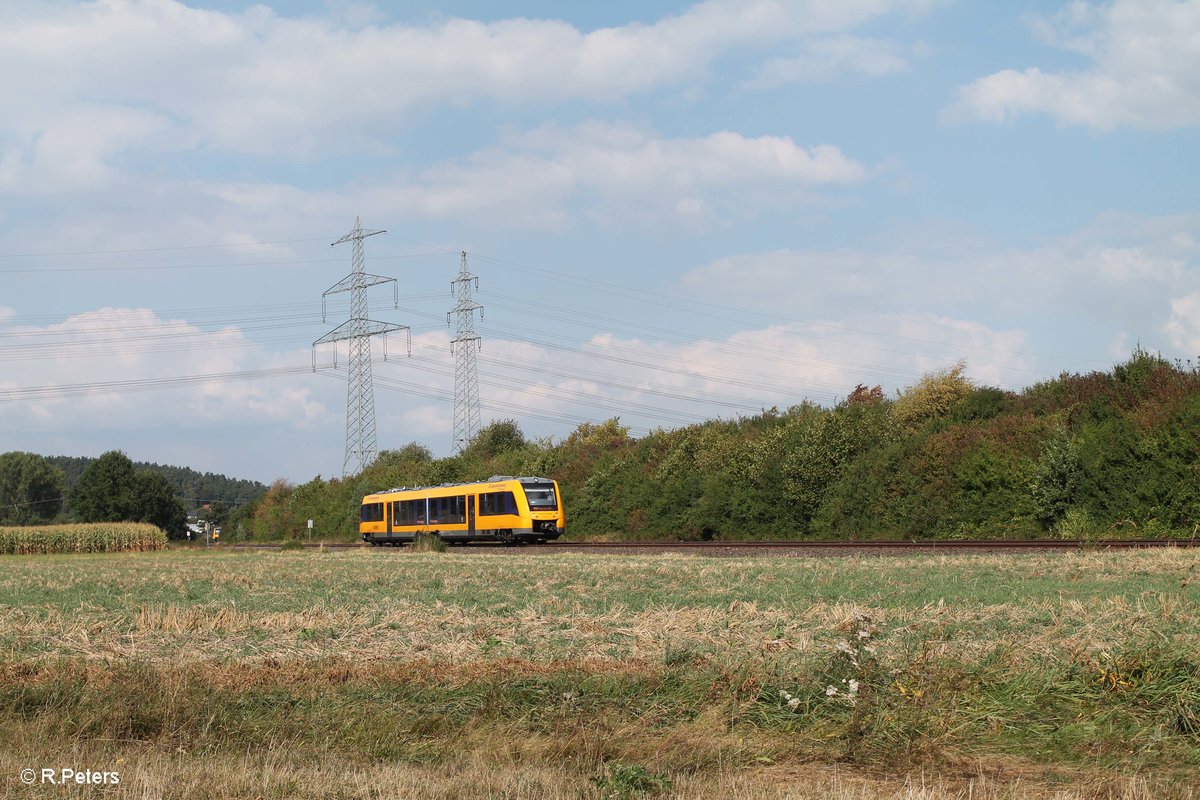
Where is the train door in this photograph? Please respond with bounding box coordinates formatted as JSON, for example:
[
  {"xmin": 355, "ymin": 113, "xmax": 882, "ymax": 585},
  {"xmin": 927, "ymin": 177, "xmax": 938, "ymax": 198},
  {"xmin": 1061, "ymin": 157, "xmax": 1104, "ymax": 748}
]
[{"xmin": 467, "ymin": 495, "xmax": 476, "ymax": 536}]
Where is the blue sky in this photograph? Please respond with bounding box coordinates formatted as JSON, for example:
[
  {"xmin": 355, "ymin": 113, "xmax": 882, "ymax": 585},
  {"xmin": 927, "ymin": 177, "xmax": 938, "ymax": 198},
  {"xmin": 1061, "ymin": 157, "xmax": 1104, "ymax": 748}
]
[{"xmin": 1, "ymin": 0, "xmax": 1197, "ymax": 486}]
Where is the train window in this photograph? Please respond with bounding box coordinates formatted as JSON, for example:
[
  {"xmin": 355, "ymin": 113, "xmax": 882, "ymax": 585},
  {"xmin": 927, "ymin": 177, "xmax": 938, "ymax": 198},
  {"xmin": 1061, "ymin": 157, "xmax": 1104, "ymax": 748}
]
[
  {"xmin": 446, "ymin": 495, "xmax": 465, "ymax": 524},
  {"xmin": 522, "ymin": 483, "xmax": 557, "ymax": 510},
  {"xmin": 360, "ymin": 502, "xmax": 384, "ymax": 523},
  {"xmin": 479, "ymin": 491, "xmax": 517, "ymax": 516},
  {"xmin": 390, "ymin": 499, "xmax": 426, "ymax": 526}
]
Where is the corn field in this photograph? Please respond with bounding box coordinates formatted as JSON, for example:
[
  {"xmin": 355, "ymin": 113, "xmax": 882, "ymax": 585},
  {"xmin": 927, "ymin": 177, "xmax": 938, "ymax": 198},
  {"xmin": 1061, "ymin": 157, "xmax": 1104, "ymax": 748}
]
[{"xmin": 0, "ymin": 522, "xmax": 167, "ymax": 554}]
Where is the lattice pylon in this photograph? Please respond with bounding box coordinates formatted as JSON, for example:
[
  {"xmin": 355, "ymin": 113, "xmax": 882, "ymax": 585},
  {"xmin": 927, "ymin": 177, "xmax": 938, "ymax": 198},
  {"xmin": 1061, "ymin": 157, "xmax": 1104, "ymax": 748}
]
[
  {"xmin": 448, "ymin": 250, "xmax": 483, "ymax": 453},
  {"xmin": 314, "ymin": 217, "xmax": 409, "ymax": 476}
]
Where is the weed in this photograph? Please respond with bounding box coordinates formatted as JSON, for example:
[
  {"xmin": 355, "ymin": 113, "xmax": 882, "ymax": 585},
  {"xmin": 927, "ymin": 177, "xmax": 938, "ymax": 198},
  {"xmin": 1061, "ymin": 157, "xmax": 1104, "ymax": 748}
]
[
  {"xmin": 411, "ymin": 531, "xmax": 447, "ymax": 552},
  {"xmin": 592, "ymin": 762, "xmax": 671, "ymax": 799}
]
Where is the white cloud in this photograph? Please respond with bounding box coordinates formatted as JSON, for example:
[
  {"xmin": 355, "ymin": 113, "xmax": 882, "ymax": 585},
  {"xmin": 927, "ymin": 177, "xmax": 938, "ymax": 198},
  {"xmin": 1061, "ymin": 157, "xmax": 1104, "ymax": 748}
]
[
  {"xmin": 390, "ymin": 122, "xmax": 867, "ymax": 230},
  {"xmin": 87, "ymin": 121, "xmax": 867, "ymax": 236},
  {"xmin": 682, "ymin": 212, "xmax": 1200, "ymax": 360},
  {"xmin": 0, "ymin": 104, "xmax": 172, "ymax": 194},
  {"xmin": 0, "ymin": 0, "xmax": 934, "ymax": 161},
  {"xmin": 948, "ymin": 0, "xmax": 1200, "ymax": 129},
  {"xmin": 746, "ymin": 36, "xmax": 916, "ymax": 87},
  {"xmin": 579, "ymin": 313, "xmax": 1030, "ymax": 405},
  {"xmin": 1166, "ymin": 293, "xmax": 1200, "ymax": 355},
  {"xmin": 0, "ymin": 308, "xmax": 333, "ymax": 429}
]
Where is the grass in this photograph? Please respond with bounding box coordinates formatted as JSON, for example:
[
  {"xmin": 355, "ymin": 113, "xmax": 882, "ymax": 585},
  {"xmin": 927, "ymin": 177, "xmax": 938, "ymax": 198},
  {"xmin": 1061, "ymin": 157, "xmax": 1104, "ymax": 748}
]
[{"xmin": 1, "ymin": 548, "xmax": 1198, "ymax": 798}]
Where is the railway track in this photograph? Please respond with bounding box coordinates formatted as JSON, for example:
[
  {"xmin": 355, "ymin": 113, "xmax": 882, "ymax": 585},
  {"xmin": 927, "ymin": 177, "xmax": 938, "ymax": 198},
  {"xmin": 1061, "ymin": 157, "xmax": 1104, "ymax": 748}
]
[{"xmin": 228, "ymin": 538, "xmax": 1200, "ymax": 554}]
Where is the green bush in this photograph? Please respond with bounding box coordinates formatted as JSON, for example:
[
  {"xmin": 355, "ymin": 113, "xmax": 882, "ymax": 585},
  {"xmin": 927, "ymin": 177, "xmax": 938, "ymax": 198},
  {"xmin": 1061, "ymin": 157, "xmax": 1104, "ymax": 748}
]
[{"xmin": 240, "ymin": 351, "xmax": 1200, "ymax": 542}]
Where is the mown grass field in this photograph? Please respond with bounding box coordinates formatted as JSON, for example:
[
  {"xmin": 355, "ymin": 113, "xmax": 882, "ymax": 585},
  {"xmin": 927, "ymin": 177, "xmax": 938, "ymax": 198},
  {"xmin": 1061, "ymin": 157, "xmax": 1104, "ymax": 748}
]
[{"xmin": 1, "ymin": 547, "xmax": 1198, "ymax": 799}]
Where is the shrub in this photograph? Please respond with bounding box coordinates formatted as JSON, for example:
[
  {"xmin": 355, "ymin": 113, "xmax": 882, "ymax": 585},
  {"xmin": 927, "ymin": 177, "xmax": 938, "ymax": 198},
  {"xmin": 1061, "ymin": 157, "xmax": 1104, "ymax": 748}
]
[
  {"xmin": 1029, "ymin": 427, "xmax": 1082, "ymax": 529},
  {"xmin": 891, "ymin": 362, "xmax": 973, "ymax": 433}
]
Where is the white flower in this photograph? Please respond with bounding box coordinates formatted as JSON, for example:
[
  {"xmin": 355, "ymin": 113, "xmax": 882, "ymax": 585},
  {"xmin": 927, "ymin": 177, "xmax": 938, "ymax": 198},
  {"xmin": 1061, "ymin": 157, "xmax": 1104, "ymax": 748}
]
[
  {"xmin": 780, "ymin": 690, "xmax": 793, "ymax": 701},
  {"xmin": 847, "ymin": 679, "xmax": 860, "ymax": 696},
  {"xmin": 788, "ymin": 697, "xmax": 801, "ymax": 709},
  {"xmin": 857, "ymin": 629, "xmax": 871, "ymax": 639},
  {"xmin": 825, "ymin": 685, "xmax": 838, "ymax": 697}
]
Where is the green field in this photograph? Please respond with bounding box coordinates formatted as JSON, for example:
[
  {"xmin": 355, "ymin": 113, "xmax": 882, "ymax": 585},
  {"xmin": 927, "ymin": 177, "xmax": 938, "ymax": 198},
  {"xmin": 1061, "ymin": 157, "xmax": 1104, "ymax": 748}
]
[{"xmin": 1, "ymin": 548, "xmax": 1198, "ymax": 799}]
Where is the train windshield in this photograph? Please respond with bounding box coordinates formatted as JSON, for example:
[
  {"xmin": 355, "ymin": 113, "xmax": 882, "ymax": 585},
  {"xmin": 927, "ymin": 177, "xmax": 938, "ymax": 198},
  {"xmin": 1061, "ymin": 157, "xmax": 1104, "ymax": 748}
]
[{"xmin": 522, "ymin": 483, "xmax": 558, "ymax": 510}]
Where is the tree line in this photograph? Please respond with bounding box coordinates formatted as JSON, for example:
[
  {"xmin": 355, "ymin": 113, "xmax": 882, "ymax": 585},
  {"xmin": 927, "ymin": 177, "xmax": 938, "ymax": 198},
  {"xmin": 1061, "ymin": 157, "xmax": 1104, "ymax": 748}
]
[
  {"xmin": 0, "ymin": 451, "xmax": 268, "ymax": 537},
  {"xmin": 234, "ymin": 348, "xmax": 1199, "ymax": 542}
]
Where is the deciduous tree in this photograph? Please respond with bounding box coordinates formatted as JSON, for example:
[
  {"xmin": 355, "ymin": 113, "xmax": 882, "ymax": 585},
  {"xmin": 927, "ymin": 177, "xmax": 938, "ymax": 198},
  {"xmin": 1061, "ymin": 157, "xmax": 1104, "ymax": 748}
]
[{"xmin": 0, "ymin": 451, "xmax": 66, "ymax": 524}]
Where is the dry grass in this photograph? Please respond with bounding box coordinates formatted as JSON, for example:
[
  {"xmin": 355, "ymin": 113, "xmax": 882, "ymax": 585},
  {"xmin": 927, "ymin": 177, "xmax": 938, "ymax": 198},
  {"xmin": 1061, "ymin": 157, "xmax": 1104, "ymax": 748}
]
[
  {"xmin": 1, "ymin": 748, "xmax": 1196, "ymax": 799},
  {"xmin": 1, "ymin": 548, "xmax": 1198, "ymax": 798},
  {"xmin": 2, "ymin": 549, "xmax": 1196, "ymax": 667}
]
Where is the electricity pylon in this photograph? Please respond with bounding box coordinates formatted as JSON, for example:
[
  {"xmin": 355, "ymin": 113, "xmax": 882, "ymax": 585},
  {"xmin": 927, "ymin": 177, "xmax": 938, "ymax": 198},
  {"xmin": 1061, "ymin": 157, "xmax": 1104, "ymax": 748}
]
[
  {"xmin": 448, "ymin": 250, "xmax": 483, "ymax": 453},
  {"xmin": 314, "ymin": 217, "xmax": 409, "ymax": 476}
]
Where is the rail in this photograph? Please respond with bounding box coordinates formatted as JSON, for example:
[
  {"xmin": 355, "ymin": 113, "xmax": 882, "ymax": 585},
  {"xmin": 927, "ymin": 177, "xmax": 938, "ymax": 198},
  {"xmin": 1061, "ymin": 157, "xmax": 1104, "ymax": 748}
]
[{"xmin": 225, "ymin": 538, "xmax": 1199, "ymax": 552}]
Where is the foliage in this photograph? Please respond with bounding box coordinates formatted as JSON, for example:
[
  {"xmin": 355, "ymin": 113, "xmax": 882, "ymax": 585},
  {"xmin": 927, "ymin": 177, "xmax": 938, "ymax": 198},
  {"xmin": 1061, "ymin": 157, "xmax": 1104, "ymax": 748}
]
[
  {"xmin": 1029, "ymin": 427, "xmax": 1082, "ymax": 529},
  {"xmin": 47, "ymin": 453, "xmax": 267, "ymax": 510},
  {"xmin": 783, "ymin": 400, "xmax": 894, "ymax": 532},
  {"xmin": 890, "ymin": 361, "xmax": 973, "ymax": 433},
  {"xmin": 69, "ymin": 451, "xmax": 187, "ymax": 537},
  {"xmin": 462, "ymin": 419, "xmax": 527, "ymax": 461},
  {"xmin": 0, "ymin": 451, "xmax": 65, "ymax": 525},
  {"xmin": 241, "ymin": 351, "xmax": 1200, "ymax": 541},
  {"xmin": 592, "ymin": 763, "xmax": 672, "ymax": 799}
]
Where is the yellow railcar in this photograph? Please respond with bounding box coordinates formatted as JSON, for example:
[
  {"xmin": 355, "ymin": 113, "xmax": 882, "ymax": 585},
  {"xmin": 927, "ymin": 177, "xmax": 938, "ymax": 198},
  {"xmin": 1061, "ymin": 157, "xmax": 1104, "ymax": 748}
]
[{"xmin": 359, "ymin": 475, "xmax": 564, "ymax": 545}]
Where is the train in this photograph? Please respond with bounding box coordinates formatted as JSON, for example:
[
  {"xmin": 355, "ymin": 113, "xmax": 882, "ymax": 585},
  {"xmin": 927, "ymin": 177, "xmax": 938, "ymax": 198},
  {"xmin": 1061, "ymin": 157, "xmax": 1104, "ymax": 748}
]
[{"xmin": 359, "ymin": 475, "xmax": 565, "ymax": 545}]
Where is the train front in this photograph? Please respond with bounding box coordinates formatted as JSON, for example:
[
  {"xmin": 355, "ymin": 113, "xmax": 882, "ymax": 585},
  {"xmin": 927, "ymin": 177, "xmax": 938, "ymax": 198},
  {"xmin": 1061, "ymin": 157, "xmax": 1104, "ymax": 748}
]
[{"xmin": 519, "ymin": 477, "xmax": 564, "ymax": 540}]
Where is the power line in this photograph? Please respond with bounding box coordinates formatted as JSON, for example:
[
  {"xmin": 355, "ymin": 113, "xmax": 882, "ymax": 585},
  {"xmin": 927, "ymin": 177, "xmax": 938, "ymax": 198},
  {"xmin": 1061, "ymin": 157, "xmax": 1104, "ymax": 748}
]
[
  {"xmin": 0, "ymin": 364, "xmax": 332, "ymax": 403},
  {"xmin": 0, "ymin": 236, "xmax": 336, "ymax": 259}
]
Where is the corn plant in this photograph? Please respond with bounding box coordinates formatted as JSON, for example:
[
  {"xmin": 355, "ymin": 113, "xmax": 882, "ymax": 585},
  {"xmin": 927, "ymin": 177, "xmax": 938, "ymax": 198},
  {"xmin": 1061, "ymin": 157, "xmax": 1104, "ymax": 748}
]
[{"xmin": 0, "ymin": 522, "xmax": 167, "ymax": 554}]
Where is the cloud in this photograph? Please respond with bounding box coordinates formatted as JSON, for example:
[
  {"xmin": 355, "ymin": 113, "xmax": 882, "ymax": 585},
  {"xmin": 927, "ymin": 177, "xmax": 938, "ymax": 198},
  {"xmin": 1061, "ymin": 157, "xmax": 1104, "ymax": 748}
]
[
  {"xmin": 947, "ymin": 0, "xmax": 1200, "ymax": 129},
  {"xmin": 43, "ymin": 121, "xmax": 868, "ymax": 239},
  {"xmin": 0, "ymin": 307, "xmax": 333, "ymax": 428},
  {"xmin": 578, "ymin": 313, "xmax": 1030, "ymax": 405},
  {"xmin": 0, "ymin": 104, "xmax": 172, "ymax": 194},
  {"xmin": 0, "ymin": 0, "xmax": 934, "ymax": 162},
  {"xmin": 746, "ymin": 36, "xmax": 916, "ymax": 87},
  {"xmin": 389, "ymin": 122, "xmax": 868, "ymax": 230},
  {"xmin": 1166, "ymin": 293, "xmax": 1200, "ymax": 355},
  {"xmin": 681, "ymin": 212, "xmax": 1200, "ymax": 360}
]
